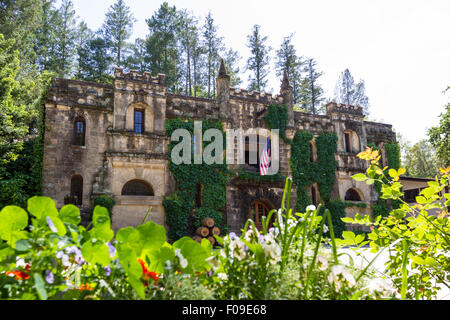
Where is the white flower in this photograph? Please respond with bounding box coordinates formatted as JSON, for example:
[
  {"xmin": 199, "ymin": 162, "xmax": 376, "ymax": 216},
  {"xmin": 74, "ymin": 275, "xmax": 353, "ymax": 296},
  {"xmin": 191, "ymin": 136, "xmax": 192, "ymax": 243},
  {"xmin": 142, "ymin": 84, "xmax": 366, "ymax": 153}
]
[
  {"xmin": 175, "ymin": 249, "xmax": 188, "ymax": 268},
  {"xmin": 306, "ymin": 205, "xmax": 316, "ymax": 212},
  {"xmin": 328, "ymin": 265, "xmax": 356, "ymax": 290},
  {"xmin": 244, "ymin": 229, "xmax": 255, "ymax": 242},
  {"xmin": 217, "ymin": 273, "xmax": 228, "ymax": 281},
  {"xmin": 264, "ymin": 233, "xmax": 276, "ymax": 245},
  {"xmin": 367, "ymin": 278, "xmax": 395, "ymax": 296},
  {"xmin": 228, "ymin": 239, "xmax": 246, "ymax": 261},
  {"xmin": 316, "ymin": 255, "xmax": 328, "ymax": 271},
  {"xmin": 205, "ymin": 255, "xmax": 220, "ymax": 269},
  {"xmin": 323, "ymin": 225, "xmax": 329, "ymax": 233},
  {"xmin": 268, "ymin": 227, "xmax": 279, "ymax": 238},
  {"xmin": 263, "ymin": 242, "xmax": 281, "ymax": 264}
]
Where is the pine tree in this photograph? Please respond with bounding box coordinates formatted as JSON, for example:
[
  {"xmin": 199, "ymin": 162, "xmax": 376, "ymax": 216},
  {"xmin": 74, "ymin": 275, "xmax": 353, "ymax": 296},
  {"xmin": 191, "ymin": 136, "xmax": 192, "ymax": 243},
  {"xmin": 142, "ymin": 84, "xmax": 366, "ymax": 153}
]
[
  {"xmin": 102, "ymin": 0, "xmax": 135, "ymax": 67},
  {"xmin": 246, "ymin": 24, "xmax": 271, "ymax": 93},
  {"xmin": 223, "ymin": 48, "xmax": 242, "ymax": 87},
  {"xmin": 76, "ymin": 34, "xmax": 114, "ymax": 83},
  {"xmin": 334, "ymin": 68, "xmax": 370, "ymax": 115},
  {"xmin": 123, "ymin": 38, "xmax": 148, "ymax": 73},
  {"xmin": 51, "ymin": 0, "xmax": 78, "ymax": 77},
  {"xmin": 145, "ymin": 2, "xmax": 181, "ymax": 92},
  {"xmin": 0, "ymin": 0, "xmax": 44, "ymax": 71},
  {"xmin": 202, "ymin": 12, "xmax": 224, "ymax": 98},
  {"xmin": 298, "ymin": 58, "xmax": 325, "ymax": 114},
  {"xmin": 275, "ymin": 33, "xmax": 303, "ymax": 104}
]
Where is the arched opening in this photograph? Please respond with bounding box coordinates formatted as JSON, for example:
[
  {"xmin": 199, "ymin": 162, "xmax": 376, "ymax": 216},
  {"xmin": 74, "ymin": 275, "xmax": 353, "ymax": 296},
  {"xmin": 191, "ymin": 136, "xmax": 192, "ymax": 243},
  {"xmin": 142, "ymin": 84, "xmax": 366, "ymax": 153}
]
[
  {"xmin": 345, "ymin": 188, "xmax": 362, "ymax": 201},
  {"xmin": 70, "ymin": 175, "xmax": 83, "ymax": 205},
  {"xmin": 249, "ymin": 200, "xmax": 273, "ymax": 231},
  {"xmin": 73, "ymin": 117, "xmax": 86, "ymax": 146},
  {"xmin": 121, "ymin": 179, "xmax": 154, "ymax": 196},
  {"xmin": 344, "ymin": 130, "xmax": 360, "ymax": 153}
]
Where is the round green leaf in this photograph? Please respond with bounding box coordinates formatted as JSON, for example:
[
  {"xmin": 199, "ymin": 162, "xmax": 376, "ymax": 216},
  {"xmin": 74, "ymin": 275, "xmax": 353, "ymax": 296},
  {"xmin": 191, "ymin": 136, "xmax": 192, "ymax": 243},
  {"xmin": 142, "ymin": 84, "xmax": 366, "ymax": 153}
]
[
  {"xmin": 59, "ymin": 205, "xmax": 81, "ymax": 225},
  {"xmin": 27, "ymin": 197, "xmax": 58, "ymax": 222}
]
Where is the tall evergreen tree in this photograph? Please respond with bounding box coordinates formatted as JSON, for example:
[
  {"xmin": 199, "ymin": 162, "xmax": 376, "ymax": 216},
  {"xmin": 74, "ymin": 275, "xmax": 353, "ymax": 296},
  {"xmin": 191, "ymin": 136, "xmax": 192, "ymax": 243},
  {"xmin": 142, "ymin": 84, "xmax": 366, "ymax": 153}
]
[
  {"xmin": 223, "ymin": 48, "xmax": 242, "ymax": 87},
  {"xmin": 102, "ymin": 0, "xmax": 135, "ymax": 67},
  {"xmin": 298, "ymin": 58, "xmax": 325, "ymax": 114},
  {"xmin": 123, "ymin": 38, "xmax": 148, "ymax": 73},
  {"xmin": 246, "ymin": 24, "xmax": 271, "ymax": 93},
  {"xmin": 0, "ymin": 0, "xmax": 44, "ymax": 71},
  {"xmin": 275, "ymin": 33, "xmax": 302, "ymax": 104},
  {"xmin": 145, "ymin": 2, "xmax": 181, "ymax": 92},
  {"xmin": 202, "ymin": 12, "xmax": 224, "ymax": 98},
  {"xmin": 428, "ymin": 93, "xmax": 449, "ymax": 167},
  {"xmin": 334, "ymin": 68, "xmax": 370, "ymax": 115},
  {"xmin": 51, "ymin": 0, "xmax": 78, "ymax": 77},
  {"xmin": 76, "ymin": 34, "xmax": 114, "ymax": 83}
]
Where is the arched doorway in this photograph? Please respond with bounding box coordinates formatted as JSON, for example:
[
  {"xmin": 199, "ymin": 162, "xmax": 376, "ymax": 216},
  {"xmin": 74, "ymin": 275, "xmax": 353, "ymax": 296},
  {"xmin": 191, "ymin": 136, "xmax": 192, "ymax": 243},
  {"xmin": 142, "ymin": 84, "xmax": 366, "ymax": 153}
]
[
  {"xmin": 121, "ymin": 179, "xmax": 154, "ymax": 196},
  {"xmin": 249, "ymin": 200, "xmax": 273, "ymax": 231}
]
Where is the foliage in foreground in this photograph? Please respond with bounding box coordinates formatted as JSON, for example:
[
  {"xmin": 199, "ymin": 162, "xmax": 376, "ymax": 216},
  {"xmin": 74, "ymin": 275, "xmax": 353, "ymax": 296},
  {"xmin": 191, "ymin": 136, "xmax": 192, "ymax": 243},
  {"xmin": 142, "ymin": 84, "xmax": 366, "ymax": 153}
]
[{"xmin": 0, "ymin": 152, "xmax": 448, "ymax": 300}]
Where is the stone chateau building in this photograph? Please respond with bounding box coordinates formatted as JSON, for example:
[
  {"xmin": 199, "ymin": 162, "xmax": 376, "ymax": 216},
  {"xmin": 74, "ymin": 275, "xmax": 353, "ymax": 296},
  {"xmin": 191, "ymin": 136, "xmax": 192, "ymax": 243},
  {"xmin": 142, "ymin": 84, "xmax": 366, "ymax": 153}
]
[{"xmin": 42, "ymin": 62, "xmax": 397, "ymax": 234}]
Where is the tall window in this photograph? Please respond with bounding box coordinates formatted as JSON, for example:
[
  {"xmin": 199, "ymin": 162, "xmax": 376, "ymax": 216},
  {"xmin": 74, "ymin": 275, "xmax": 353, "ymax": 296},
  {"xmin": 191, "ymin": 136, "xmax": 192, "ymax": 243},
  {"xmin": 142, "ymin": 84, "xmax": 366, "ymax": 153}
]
[
  {"xmin": 73, "ymin": 118, "xmax": 86, "ymax": 146},
  {"xmin": 134, "ymin": 109, "xmax": 144, "ymax": 133},
  {"xmin": 70, "ymin": 175, "xmax": 83, "ymax": 205},
  {"xmin": 344, "ymin": 132, "xmax": 351, "ymax": 153}
]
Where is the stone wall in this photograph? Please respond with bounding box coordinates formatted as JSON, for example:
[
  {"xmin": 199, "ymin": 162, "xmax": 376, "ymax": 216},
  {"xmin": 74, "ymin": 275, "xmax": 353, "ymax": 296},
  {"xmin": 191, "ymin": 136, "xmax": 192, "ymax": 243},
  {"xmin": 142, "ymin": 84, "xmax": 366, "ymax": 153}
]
[{"xmin": 43, "ymin": 66, "xmax": 398, "ymax": 235}]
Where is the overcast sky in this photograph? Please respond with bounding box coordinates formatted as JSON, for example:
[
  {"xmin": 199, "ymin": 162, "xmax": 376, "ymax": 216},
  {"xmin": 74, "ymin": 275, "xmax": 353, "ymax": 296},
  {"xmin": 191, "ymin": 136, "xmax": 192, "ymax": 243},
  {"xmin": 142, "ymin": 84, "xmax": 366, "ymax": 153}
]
[{"xmin": 70, "ymin": 0, "xmax": 450, "ymax": 144}]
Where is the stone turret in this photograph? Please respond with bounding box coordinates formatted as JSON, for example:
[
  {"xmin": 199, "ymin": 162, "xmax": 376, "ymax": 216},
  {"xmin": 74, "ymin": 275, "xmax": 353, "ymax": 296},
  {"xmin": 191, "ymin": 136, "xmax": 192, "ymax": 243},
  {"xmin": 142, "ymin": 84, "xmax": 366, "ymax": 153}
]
[
  {"xmin": 216, "ymin": 59, "xmax": 231, "ymax": 119},
  {"xmin": 280, "ymin": 71, "xmax": 294, "ymax": 126}
]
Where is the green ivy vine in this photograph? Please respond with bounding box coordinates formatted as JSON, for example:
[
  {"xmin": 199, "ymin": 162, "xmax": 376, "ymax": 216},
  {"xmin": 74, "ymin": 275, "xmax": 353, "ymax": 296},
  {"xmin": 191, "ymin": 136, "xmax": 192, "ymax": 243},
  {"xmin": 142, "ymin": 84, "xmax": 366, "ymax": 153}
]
[{"xmin": 163, "ymin": 118, "xmax": 232, "ymax": 241}]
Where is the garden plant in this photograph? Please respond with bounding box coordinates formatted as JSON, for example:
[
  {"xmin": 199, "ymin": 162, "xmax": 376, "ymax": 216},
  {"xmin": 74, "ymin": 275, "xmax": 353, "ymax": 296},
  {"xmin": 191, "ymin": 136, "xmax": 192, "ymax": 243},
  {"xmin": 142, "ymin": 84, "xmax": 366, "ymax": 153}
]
[{"xmin": 0, "ymin": 148, "xmax": 448, "ymax": 300}]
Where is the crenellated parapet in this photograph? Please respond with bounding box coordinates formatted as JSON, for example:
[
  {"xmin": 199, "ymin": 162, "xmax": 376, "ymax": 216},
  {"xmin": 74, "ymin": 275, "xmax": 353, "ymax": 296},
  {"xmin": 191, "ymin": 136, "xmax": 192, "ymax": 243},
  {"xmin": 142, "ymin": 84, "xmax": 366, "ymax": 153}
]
[
  {"xmin": 46, "ymin": 78, "xmax": 114, "ymax": 110},
  {"xmin": 229, "ymin": 88, "xmax": 284, "ymax": 104},
  {"xmin": 326, "ymin": 102, "xmax": 364, "ymax": 119},
  {"xmin": 114, "ymin": 67, "xmax": 166, "ymax": 86}
]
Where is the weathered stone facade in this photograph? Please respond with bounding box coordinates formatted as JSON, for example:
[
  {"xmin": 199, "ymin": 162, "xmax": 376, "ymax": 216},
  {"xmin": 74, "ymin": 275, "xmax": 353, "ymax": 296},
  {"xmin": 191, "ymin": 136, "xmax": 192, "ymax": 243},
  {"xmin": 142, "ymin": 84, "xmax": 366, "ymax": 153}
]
[{"xmin": 43, "ymin": 64, "xmax": 396, "ymax": 233}]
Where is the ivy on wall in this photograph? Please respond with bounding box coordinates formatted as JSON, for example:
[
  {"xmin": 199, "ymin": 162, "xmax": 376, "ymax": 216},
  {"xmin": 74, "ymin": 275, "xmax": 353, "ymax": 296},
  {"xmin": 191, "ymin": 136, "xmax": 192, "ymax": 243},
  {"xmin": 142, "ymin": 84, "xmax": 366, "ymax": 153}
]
[
  {"xmin": 163, "ymin": 118, "xmax": 232, "ymax": 241},
  {"xmin": 264, "ymin": 104, "xmax": 290, "ymax": 143}
]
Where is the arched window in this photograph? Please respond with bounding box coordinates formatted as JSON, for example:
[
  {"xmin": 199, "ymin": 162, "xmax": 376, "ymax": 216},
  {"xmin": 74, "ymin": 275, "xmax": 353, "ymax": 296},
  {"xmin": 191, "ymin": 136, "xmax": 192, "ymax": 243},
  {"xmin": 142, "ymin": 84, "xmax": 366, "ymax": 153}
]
[
  {"xmin": 249, "ymin": 200, "xmax": 273, "ymax": 231},
  {"xmin": 345, "ymin": 188, "xmax": 362, "ymax": 201},
  {"xmin": 344, "ymin": 130, "xmax": 360, "ymax": 153},
  {"xmin": 70, "ymin": 175, "xmax": 83, "ymax": 205},
  {"xmin": 121, "ymin": 179, "xmax": 154, "ymax": 196},
  {"xmin": 73, "ymin": 118, "xmax": 86, "ymax": 146}
]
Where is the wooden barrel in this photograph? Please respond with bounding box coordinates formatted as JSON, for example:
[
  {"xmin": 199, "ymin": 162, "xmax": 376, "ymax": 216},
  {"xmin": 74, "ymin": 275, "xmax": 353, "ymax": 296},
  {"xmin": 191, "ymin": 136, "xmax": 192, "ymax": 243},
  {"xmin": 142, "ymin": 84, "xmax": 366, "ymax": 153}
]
[
  {"xmin": 202, "ymin": 217, "xmax": 215, "ymax": 228},
  {"xmin": 196, "ymin": 227, "xmax": 210, "ymax": 237},
  {"xmin": 211, "ymin": 227, "xmax": 221, "ymax": 236},
  {"xmin": 207, "ymin": 236, "xmax": 216, "ymax": 246}
]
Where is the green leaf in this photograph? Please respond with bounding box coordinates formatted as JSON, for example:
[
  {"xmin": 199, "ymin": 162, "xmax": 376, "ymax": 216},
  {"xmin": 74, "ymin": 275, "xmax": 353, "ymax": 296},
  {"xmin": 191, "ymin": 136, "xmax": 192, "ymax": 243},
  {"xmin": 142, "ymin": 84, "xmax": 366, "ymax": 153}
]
[
  {"xmin": 415, "ymin": 196, "xmax": 427, "ymax": 204},
  {"xmin": 89, "ymin": 223, "xmax": 114, "ymax": 242},
  {"xmin": 81, "ymin": 241, "xmax": 111, "ymax": 267},
  {"xmin": 92, "ymin": 206, "xmax": 111, "ymax": 227},
  {"xmin": 27, "ymin": 197, "xmax": 58, "ymax": 222},
  {"xmin": 341, "ymin": 217, "xmax": 355, "ymax": 223},
  {"xmin": 15, "ymin": 239, "xmax": 32, "ymax": 252},
  {"xmin": 0, "ymin": 206, "xmax": 29, "ymax": 247},
  {"xmin": 59, "ymin": 205, "xmax": 81, "ymax": 225},
  {"xmin": 366, "ymin": 178, "xmax": 375, "ymax": 185},
  {"xmin": 388, "ymin": 169, "xmax": 398, "ymax": 178},
  {"xmin": 147, "ymin": 243, "xmax": 175, "ymax": 274},
  {"xmin": 128, "ymin": 275, "xmax": 145, "ymax": 299},
  {"xmin": 342, "ymin": 231, "xmax": 356, "ymax": 240},
  {"xmin": 117, "ymin": 244, "xmax": 142, "ymax": 279},
  {"xmin": 352, "ymin": 173, "xmax": 367, "ymax": 182},
  {"xmin": 137, "ymin": 221, "xmax": 166, "ymax": 249},
  {"xmin": 33, "ymin": 273, "xmax": 48, "ymax": 300}
]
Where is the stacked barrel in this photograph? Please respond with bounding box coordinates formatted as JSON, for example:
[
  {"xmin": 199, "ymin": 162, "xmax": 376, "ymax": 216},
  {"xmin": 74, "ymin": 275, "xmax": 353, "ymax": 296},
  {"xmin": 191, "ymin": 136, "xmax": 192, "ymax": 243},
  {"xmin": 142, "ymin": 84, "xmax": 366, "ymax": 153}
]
[{"xmin": 193, "ymin": 217, "xmax": 221, "ymax": 246}]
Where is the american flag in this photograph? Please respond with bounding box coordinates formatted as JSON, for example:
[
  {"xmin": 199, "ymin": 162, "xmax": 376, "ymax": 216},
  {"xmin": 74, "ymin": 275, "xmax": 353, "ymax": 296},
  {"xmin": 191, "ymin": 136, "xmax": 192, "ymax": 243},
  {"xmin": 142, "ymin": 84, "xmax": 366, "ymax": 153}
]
[{"xmin": 259, "ymin": 137, "xmax": 271, "ymax": 176}]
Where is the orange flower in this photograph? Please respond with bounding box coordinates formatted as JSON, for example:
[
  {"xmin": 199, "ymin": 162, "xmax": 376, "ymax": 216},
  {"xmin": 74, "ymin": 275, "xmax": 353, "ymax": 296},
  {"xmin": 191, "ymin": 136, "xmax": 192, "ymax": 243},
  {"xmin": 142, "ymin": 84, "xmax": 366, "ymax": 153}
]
[
  {"xmin": 137, "ymin": 259, "xmax": 160, "ymax": 283},
  {"xmin": 6, "ymin": 270, "xmax": 30, "ymax": 280},
  {"xmin": 79, "ymin": 283, "xmax": 94, "ymax": 291}
]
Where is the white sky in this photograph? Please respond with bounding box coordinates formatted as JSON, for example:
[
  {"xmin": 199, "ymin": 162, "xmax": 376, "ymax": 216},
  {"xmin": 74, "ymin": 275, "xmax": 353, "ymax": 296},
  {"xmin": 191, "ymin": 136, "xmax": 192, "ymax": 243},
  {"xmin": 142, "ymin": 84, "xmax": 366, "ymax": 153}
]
[{"xmin": 70, "ymin": 0, "xmax": 450, "ymax": 144}]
